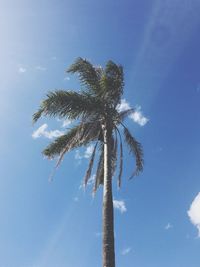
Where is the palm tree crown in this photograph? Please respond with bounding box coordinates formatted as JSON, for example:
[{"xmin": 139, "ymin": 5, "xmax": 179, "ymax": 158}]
[{"xmin": 33, "ymin": 57, "xmax": 143, "ymax": 191}]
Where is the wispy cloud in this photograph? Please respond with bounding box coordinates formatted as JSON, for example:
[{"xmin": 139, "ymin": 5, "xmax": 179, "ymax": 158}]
[
  {"xmin": 64, "ymin": 76, "xmax": 70, "ymax": 81},
  {"xmin": 113, "ymin": 199, "xmax": 127, "ymax": 213},
  {"xmin": 79, "ymin": 174, "xmax": 95, "ymax": 190},
  {"xmin": 18, "ymin": 67, "xmax": 27, "ymax": 73},
  {"xmin": 95, "ymin": 232, "xmax": 102, "ymax": 237},
  {"xmin": 84, "ymin": 145, "xmax": 94, "ymax": 158},
  {"xmin": 129, "ymin": 106, "xmax": 149, "ymax": 126},
  {"xmin": 165, "ymin": 223, "xmax": 173, "ymax": 230},
  {"xmin": 188, "ymin": 192, "xmax": 200, "ymax": 237},
  {"xmin": 75, "ymin": 150, "xmax": 82, "ymax": 160},
  {"xmin": 73, "ymin": 197, "xmax": 79, "ymax": 202},
  {"xmin": 196, "ymin": 83, "xmax": 200, "ymax": 93},
  {"xmin": 32, "ymin": 124, "xmax": 64, "ymax": 139},
  {"xmin": 121, "ymin": 247, "xmax": 132, "ymax": 256},
  {"xmin": 56, "ymin": 118, "xmax": 72, "ymax": 128},
  {"xmin": 35, "ymin": 66, "xmax": 46, "ymax": 71},
  {"xmin": 62, "ymin": 119, "xmax": 72, "ymax": 128},
  {"xmin": 117, "ymin": 99, "xmax": 149, "ymax": 126},
  {"xmin": 75, "ymin": 144, "xmax": 94, "ymax": 160}
]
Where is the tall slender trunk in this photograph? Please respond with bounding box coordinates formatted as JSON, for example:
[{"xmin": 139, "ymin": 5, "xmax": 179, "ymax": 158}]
[{"xmin": 102, "ymin": 122, "xmax": 115, "ymax": 267}]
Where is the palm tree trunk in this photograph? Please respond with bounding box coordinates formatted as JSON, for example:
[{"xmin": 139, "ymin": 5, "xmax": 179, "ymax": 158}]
[{"xmin": 102, "ymin": 123, "xmax": 115, "ymax": 267}]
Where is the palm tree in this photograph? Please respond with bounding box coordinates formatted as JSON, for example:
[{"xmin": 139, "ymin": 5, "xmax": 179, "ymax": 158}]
[{"xmin": 33, "ymin": 57, "xmax": 144, "ymax": 267}]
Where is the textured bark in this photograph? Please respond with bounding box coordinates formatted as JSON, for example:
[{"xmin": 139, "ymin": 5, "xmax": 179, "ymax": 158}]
[{"xmin": 102, "ymin": 123, "xmax": 115, "ymax": 267}]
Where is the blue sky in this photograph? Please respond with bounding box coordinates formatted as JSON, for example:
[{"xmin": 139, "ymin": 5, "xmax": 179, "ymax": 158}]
[{"xmin": 0, "ymin": 0, "xmax": 200, "ymax": 266}]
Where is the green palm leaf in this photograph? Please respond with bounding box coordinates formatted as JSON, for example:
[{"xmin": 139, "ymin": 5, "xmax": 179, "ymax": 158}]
[
  {"xmin": 100, "ymin": 60, "xmax": 124, "ymax": 107},
  {"xmin": 33, "ymin": 90, "xmax": 102, "ymax": 123},
  {"xmin": 43, "ymin": 121, "xmax": 101, "ymax": 159},
  {"xmin": 67, "ymin": 57, "xmax": 102, "ymax": 95}
]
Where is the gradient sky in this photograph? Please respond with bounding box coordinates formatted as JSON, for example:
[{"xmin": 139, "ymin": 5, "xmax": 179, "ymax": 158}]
[{"xmin": 0, "ymin": 0, "xmax": 200, "ymax": 267}]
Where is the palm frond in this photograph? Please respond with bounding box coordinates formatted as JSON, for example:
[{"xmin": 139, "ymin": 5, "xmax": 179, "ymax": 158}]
[
  {"xmin": 83, "ymin": 142, "xmax": 98, "ymax": 187},
  {"xmin": 43, "ymin": 121, "xmax": 101, "ymax": 159},
  {"xmin": 33, "ymin": 90, "xmax": 102, "ymax": 123},
  {"xmin": 100, "ymin": 60, "xmax": 124, "ymax": 107},
  {"xmin": 93, "ymin": 144, "xmax": 104, "ymax": 194},
  {"xmin": 123, "ymin": 125, "xmax": 144, "ymax": 178},
  {"xmin": 93, "ymin": 132, "xmax": 117, "ymax": 193},
  {"xmin": 110, "ymin": 132, "xmax": 118, "ymax": 178},
  {"xmin": 67, "ymin": 57, "xmax": 102, "ymax": 95},
  {"xmin": 118, "ymin": 108, "xmax": 134, "ymax": 122},
  {"xmin": 118, "ymin": 139, "xmax": 123, "ymax": 187},
  {"xmin": 115, "ymin": 127, "xmax": 123, "ymax": 188}
]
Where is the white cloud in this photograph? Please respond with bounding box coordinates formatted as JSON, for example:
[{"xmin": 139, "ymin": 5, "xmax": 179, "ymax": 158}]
[
  {"xmin": 121, "ymin": 247, "xmax": 132, "ymax": 256},
  {"xmin": 95, "ymin": 232, "xmax": 102, "ymax": 237},
  {"xmin": 75, "ymin": 144, "xmax": 94, "ymax": 161},
  {"xmin": 165, "ymin": 223, "xmax": 173, "ymax": 230},
  {"xmin": 117, "ymin": 99, "xmax": 131, "ymax": 112},
  {"xmin": 188, "ymin": 192, "xmax": 200, "ymax": 237},
  {"xmin": 18, "ymin": 67, "xmax": 27, "ymax": 73},
  {"xmin": 32, "ymin": 124, "xmax": 64, "ymax": 139},
  {"xmin": 84, "ymin": 144, "xmax": 94, "ymax": 158},
  {"xmin": 129, "ymin": 106, "xmax": 149, "ymax": 126},
  {"xmin": 64, "ymin": 76, "xmax": 70, "ymax": 81},
  {"xmin": 35, "ymin": 66, "xmax": 46, "ymax": 71},
  {"xmin": 113, "ymin": 199, "xmax": 127, "ymax": 213},
  {"xmin": 117, "ymin": 99, "xmax": 149, "ymax": 126},
  {"xmin": 62, "ymin": 119, "xmax": 71, "ymax": 128},
  {"xmin": 79, "ymin": 174, "xmax": 95, "ymax": 190},
  {"xmin": 75, "ymin": 150, "xmax": 82, "ymax": 160}
]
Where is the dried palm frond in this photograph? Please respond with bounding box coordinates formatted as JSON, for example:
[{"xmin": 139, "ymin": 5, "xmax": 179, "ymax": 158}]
[
  {"xmin": 83, "ymin": 142, "xmax": 98, "ymax": 187},
  {"xmin": 123, "ymin": 125, "xmax": 144, "ymax": 178}
]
